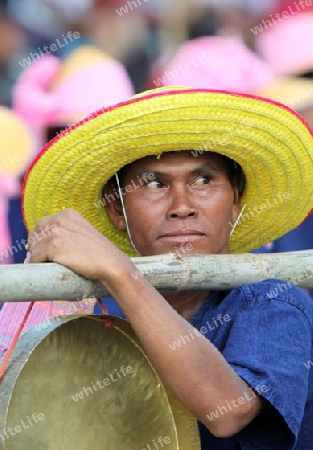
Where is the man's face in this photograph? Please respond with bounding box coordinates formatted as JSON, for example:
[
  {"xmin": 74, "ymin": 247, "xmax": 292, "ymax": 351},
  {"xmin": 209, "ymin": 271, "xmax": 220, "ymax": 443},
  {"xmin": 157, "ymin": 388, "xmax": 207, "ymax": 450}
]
[{"xmin": 106, "ymin": 151, "xmax": 240, "ymax": 256}]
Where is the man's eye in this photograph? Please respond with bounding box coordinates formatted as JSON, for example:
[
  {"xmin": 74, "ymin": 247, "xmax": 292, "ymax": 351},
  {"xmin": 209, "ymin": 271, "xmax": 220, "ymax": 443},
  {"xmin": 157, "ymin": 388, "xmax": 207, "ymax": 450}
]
[
  {"xmin": 194, "ymin": 176, "xmax": 211, "ymax": 185},
  {"xmin": 147, "ymin": 180, "xmax": 164, "ymax": 188}
]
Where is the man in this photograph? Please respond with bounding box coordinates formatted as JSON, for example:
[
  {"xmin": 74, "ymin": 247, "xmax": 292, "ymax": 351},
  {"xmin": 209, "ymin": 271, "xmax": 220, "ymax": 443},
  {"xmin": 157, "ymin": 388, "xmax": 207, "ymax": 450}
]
[
  {"xmin": 1, "ymin": 87, "xmax": 313, "ymax": 448},
  {"xmin": 149, "ymin": 32, "xmax": 313, "ymax": 299}
]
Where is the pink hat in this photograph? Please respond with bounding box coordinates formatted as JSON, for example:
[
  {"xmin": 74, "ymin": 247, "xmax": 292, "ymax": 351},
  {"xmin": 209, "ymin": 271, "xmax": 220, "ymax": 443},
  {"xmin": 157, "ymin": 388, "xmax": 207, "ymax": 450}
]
[
  {"xmin": 256, "ymin": 13, "xmax": 313, "ymax": 75},
  {"xmin": 151, "ymin": 36, "xmax": 313, "ymax": 113},
  {"xmin": 12, "ymin": 45, "xmax": 134, "ymax": 128},
  {"xmin": 154, "ymin": 36, "xmax": 275, "ymax": 93}
]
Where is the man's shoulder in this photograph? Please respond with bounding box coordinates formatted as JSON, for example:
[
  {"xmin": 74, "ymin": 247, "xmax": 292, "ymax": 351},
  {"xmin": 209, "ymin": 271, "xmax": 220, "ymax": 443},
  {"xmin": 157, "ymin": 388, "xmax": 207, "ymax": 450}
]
[
  {"xmin": 193, "ymin": 279, "xmax": 313, "ymax": 334},
  {"xmin": 236, "ymin": 278, "xmax": 313, "ymax": 325}
]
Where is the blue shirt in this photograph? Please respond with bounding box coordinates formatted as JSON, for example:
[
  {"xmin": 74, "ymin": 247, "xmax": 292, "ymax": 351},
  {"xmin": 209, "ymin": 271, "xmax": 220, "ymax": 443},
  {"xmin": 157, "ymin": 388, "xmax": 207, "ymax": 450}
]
[{"xmin": 189, "ymin": 279, "xmax": 313, "ymax": 449}]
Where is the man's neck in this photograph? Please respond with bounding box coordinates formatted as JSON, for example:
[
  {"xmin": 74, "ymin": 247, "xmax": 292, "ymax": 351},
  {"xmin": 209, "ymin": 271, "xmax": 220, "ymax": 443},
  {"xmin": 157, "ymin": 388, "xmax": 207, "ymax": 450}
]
[{"xmin": 162, "ymin": 290, "xmax": 210, "ymax": 322}]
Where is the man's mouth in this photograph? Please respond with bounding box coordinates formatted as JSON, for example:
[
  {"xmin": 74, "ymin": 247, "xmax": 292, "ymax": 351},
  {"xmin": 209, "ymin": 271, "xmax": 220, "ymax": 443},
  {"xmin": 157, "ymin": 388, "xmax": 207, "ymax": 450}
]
[{"xmin": 158, "ymin": 230, "xmax": 205, "ymax": 242}]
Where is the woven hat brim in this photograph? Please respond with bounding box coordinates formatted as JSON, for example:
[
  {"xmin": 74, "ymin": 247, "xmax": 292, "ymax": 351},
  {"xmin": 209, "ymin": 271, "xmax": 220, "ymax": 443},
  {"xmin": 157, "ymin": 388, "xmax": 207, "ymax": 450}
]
[{"xmin": 23, "ymin": 88, "xmax": 313, "ymax": 255}]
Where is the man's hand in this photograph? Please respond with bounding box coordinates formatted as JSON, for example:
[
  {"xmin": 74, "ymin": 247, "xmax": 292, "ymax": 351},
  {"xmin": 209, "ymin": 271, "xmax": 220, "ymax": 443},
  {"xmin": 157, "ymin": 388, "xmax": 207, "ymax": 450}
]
[{"xmin": 27, "ymin": 208, "xmax": 133, "ymax": 283}]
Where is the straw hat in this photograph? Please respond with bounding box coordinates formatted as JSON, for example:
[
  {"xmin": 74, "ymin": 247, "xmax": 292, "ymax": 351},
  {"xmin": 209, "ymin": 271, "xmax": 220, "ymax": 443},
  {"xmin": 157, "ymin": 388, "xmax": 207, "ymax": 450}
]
[{"xmin": 22, "ymin": 86, "xmax": 313, "ymax": 255}]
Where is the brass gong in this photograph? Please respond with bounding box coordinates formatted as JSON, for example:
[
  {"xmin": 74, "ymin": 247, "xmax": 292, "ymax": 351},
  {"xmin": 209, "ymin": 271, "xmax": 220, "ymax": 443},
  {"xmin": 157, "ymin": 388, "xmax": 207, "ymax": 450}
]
[{"xmin": 0, "ymin": 315, "xmax": 200, "ymax": 449}]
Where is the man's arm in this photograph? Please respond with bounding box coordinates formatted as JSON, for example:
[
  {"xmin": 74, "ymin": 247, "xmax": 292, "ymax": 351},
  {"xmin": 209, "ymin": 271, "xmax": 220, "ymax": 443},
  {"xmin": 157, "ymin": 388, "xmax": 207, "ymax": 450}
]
[
  {"xmin": 102, "ymin": 264, "xmax": 266, "ymax": 437},
  {"xmin": 27, "ymin": 209, "xmax": 265, "ymax": 438}
]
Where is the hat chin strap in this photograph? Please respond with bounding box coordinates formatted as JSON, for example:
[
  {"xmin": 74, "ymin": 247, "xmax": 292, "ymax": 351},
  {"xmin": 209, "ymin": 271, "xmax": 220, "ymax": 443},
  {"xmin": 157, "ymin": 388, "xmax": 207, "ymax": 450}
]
[
  {"xmin": 115, "ymin": 173, "xmax": 142, "ymax": 256},
  {"xmin": 230, "ymin": 204, "xmax": 247, "ymax": 237}
]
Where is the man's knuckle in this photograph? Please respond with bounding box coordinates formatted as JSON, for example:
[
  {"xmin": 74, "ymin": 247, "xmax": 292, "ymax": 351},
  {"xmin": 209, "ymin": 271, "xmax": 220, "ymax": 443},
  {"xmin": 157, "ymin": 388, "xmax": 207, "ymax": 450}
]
[
  {"xmin": 64, "ymin": 207, "xmax": 77, "ymax": 216},
  {"xmin": 53, "ymin": 215, "xmax": 63, "ymax": 227}
]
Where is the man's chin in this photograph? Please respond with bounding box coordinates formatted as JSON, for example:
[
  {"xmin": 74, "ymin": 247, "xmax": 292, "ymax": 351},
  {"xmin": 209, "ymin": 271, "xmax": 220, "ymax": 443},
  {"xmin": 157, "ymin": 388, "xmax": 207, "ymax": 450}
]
[
  {"xmin": 165, "ymin": 243, "xmax": 231, "ymax": 256},
  {"xmin": 139, "ymin": 238, "xmax": 230, "ymax": 257},
  {"xmin": 153, "ymin": 242, "xmax": 218, "ymax": 256}
]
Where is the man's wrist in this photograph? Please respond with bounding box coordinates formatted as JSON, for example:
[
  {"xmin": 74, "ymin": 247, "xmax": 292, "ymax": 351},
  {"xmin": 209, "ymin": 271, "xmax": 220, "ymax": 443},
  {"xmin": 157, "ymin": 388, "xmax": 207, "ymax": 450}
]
[{"xmin": 98, "ymin": 257, "xmax": 137, "ymax": 293}]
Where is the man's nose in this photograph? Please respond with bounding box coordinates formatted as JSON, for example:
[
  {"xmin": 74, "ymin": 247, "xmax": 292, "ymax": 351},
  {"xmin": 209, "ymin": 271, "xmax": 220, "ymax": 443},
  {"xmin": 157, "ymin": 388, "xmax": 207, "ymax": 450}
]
[{"xmin": 166, "ymin": 186, "xmax": 198, "ymax": 219}]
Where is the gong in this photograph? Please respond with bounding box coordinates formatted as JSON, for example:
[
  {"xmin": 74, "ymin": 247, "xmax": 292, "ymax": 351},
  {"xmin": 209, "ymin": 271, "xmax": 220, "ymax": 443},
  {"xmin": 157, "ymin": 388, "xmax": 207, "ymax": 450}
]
[{"xmin": 0, "ymin": 315, "xmax": 200, "ymax": 449}]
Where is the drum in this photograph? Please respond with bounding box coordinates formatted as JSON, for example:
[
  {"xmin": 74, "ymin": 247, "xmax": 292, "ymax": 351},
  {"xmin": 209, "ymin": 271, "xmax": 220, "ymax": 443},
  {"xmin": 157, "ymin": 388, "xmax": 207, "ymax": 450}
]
[{"xmin": 0, "ymin": 315, "xmax": 200, "ymax": 449}]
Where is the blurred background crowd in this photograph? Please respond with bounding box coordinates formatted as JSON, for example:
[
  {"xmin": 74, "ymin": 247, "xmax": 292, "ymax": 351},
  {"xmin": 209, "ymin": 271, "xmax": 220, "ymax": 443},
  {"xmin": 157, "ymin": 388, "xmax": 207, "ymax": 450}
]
[{"xmin": 1, "ymin": 0, "xmax": 313, "ymax": 298}]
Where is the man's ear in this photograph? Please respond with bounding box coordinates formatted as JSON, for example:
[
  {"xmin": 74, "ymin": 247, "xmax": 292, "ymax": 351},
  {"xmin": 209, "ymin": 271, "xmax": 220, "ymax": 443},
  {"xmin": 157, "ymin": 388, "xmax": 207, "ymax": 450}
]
[
  {"xmin": 102, "ymin": 182, "xmax": 127, "ymax": 230},
  {"xmin": 232, "ymin": 185, "xmax": 241, "ymax": 222}
]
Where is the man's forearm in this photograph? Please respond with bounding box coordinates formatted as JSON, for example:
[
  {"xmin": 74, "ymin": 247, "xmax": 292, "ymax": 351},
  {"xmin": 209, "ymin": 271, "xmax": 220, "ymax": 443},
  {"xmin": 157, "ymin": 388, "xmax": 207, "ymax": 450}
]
[{"xmin": 101, "ymin": 264, "xmax": 264, "ymax": 438}]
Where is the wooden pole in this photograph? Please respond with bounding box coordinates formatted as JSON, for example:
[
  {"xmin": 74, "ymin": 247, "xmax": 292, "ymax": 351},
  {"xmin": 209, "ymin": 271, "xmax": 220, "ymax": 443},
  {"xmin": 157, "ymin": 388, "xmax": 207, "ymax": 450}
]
[{"xmin": 1, "ymin": 251, "xmax": 313, "ymax": 302}]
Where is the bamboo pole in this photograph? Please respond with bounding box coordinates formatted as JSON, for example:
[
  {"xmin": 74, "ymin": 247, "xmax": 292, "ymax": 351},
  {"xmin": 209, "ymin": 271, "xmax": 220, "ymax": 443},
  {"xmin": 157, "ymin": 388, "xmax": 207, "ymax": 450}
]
[{"xmin": 1, "ymin": 251, "xmax": 313, "ymax": 302}]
